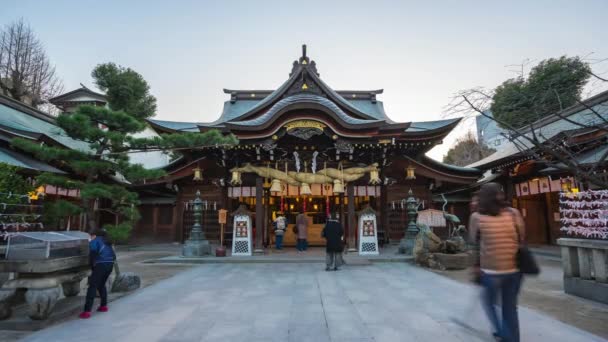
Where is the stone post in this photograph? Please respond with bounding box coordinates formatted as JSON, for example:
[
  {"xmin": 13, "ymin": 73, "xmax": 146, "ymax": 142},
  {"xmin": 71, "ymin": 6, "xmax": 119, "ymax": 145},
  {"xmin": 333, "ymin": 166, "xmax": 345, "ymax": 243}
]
[
  {"xmin": 399, "ymin": 189, "xmax": 419, "ymax": 255},
  {"xmin": 182, "ymin": 190, "xmax": 211, "ymax": 257}
]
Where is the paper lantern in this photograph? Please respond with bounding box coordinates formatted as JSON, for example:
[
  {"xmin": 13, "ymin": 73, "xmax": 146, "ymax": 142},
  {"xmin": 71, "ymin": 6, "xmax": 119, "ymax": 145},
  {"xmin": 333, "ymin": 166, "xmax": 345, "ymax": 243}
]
[
  {"xmin": 230, "ymin": 171, "xmax": 242, "ymax": 185},
  {"xmin": 270, "ymin": 179, "xmax": 283, "ymax": 193},
  {"xmin": 406, "ymin": 166, "xmax": 416, "ymax": 180},
  {"xmin": 192, "ymin": 167, "xmax": 203, "ymax": 181},
  {"xmin": 300, "ymin": 182, "xmax": 312, "ymax": 196},
  {"xmin": 333, "ymin": 179, "xmax": 344, "ymax": 194}
]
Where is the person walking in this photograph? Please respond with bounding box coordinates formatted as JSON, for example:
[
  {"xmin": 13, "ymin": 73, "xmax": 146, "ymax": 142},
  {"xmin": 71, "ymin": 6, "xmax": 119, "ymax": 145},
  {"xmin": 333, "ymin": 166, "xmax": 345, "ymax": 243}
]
[
  {"xmin": 322, "ymin": 213, "xmax": 344, "ymax": 271},
  {"xmin": 273, "ymin": 212, "xmax": 287, "ymax": 250},
  {"xmin": 80, "ymin": 228, "xmax": 116, "ymax": 319},
  {"xmin": 468, "ymin": 183, "xmax": 525, "ymax": 342},
  {"xmin": 295, "ymin": 212, "xmax": 308, "ymax": 252}
]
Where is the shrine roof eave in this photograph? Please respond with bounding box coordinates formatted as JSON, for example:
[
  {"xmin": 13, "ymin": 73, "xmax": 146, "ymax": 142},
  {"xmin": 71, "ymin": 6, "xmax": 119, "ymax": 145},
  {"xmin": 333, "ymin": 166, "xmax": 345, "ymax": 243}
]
[
  {"xmin": 404, "ymin": 155, "xmax": 481, "ymax": 184},
  {"xmin": 229, "ymin": 65, "xmax": 379, "ymax": 122},
  {"xmin": 49, "ymin": 86, "xmax": 106, "ymax": 104},
  {"xmin": 223, "ymin": 94, "xmax": 384, "ymax": 132},
  {"xmin": 419, "ymin": 155, "xmax": 481, "ymax": 176}
]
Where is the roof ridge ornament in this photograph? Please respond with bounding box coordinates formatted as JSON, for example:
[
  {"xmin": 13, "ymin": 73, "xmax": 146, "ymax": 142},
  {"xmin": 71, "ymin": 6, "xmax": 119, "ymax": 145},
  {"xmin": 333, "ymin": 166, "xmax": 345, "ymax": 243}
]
[{"xmin": 299, "ymin": 44, "xmax": 309, "ymax": 64}]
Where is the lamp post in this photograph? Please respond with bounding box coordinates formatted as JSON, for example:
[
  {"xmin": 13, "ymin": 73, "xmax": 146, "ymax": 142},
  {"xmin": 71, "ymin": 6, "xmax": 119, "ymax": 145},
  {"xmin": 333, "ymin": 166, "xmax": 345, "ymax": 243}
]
[
  {"xmin": 399, "ymin": 189, "xmax": 419, "ymax": 255},
  {"xmin": 182, "ymin": 190, "xmax": 211, "ymax": 257}
]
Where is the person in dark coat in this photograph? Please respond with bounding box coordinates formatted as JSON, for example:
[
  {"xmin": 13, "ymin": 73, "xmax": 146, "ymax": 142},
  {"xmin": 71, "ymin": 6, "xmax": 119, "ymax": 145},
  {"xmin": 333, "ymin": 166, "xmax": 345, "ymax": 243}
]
[
  {"xmin": 80, "ymin": 228, "xmax": 116, "ymax": 319},
  {"xmin": 322, "ymin": 213, "xmax": 344, "ymax": 271}
]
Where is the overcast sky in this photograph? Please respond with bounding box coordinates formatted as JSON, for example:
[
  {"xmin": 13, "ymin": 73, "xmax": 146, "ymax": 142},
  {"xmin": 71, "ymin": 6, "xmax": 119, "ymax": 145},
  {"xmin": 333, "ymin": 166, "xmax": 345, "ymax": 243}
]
[{"xmin": 2, "ymin": 0, "xmax": 607, "ymax": 160}]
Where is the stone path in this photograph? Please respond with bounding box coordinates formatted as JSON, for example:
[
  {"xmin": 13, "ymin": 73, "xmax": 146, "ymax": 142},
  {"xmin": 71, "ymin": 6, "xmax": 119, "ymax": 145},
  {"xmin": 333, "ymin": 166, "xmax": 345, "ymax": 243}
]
[{"xmin": 21, "ymin": 263, "xmax": 606, "ymax": 342}]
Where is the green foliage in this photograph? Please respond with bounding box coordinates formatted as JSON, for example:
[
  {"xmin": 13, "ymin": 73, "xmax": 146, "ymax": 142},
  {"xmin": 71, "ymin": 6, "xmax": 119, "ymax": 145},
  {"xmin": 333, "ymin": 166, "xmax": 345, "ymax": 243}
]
[
  {"xmin": 104, "ymin": 222, "xmax": 133, "ymax": 244},
  {"xmin": 92, "ymin": 63, "xmax": 157, "ymax": 120},
  {"xmin": 443, "ymin": 132, "xmax": 495, "ymax": 166},
  {"xmin": 43, "ymin": 200, "xmax": 81, "ymax": 228},
  {"xmin": 491, "ymin": 56, "xmax": 591, "ymax": 128},
  {"xmin": 129, "ymin": 130, "xmax": 238, "ymax": 150},
  {"xmin": 12, "ymin": 62, "xmax": 237, "ymax": 238},
  {"xmin": 0, "ymin": 163, "xmax": 34, "ymax": 204}
]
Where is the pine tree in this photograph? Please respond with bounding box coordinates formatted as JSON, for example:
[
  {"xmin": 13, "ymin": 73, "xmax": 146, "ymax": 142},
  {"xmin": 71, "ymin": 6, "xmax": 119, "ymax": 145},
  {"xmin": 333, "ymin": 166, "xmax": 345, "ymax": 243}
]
[{"xmin": 13, "ymin": 63, "xmax": 237, "ymax": 242}]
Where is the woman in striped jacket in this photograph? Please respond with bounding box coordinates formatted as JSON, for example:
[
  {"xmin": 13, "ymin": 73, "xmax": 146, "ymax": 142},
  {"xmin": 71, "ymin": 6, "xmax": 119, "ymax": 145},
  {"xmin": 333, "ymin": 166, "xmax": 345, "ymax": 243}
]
[{"xmin": 469, "ymin": 183, "xmax": 525, "ymax": 342}]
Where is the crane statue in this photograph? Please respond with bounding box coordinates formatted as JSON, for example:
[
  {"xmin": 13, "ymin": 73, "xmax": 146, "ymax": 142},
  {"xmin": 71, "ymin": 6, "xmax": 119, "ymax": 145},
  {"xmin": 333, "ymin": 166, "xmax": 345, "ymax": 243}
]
[{"xmin": 441, "ymin": 193, "xmax": 463, "ymax": 238}]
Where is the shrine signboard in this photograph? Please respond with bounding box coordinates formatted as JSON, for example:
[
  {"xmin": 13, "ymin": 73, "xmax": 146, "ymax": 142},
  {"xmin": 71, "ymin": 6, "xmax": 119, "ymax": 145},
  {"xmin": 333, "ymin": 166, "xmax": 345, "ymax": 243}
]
[
  {"xmin": 231, "ymin": 205, "xmax": 252, "ymax": 256},
  {"xmin": 357, "ymin": 206, "xmax": 379, "ymax": 255}
]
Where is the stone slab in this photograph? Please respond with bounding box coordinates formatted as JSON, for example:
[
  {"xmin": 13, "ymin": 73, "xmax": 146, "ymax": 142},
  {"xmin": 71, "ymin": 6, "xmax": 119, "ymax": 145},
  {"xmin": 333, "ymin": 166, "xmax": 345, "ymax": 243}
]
[
  {"xmin": 558, "ymin": 238, "xmax": 608, "ymax": 250},
  {"xmin": 0, "ymin": 257, "xmax": 88, "ymax": 274},
  {"xmin": 564, "ymin": 275, "xmax": 608, "ymax": 305},
  {"xmin": 20, "ymin": 264, "xmax": 606, "ymax": 342}
]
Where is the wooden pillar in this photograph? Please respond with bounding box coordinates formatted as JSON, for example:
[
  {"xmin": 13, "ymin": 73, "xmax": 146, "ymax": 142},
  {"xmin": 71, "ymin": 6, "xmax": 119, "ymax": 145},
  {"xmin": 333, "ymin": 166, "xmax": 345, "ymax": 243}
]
[
  {"xmin": 347, "ymin": 183, "xmax": 356, "ymax": 251},
  {"xmin": 152, "ymin": 206, "xmax": 159, "ymax": 236},
  {"xmin": 255, "ymin": 177, "xmax": 264, "ymax": 253},
  {"xmin": 380, "ymin": 184, "xmax": 387, "ymax": 244},
  {"xmin": 339, "ymin": 194, "xmax": 345, "ymax": 227},
  {"xmin": 264, "ymin": 187, "xmax": 271, "ymax": 247}
]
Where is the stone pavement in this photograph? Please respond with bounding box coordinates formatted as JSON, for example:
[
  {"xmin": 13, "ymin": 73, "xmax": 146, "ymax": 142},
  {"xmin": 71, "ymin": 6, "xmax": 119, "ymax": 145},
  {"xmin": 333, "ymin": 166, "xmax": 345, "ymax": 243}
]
[{"xmin": 21, "ymin": 263, "xmax": 606, "ymax": 342}]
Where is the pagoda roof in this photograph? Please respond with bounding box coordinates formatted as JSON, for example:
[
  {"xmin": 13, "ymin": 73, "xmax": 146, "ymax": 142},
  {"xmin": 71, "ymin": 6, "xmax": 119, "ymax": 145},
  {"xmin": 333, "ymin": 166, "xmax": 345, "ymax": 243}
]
[
  {"xmin": 148, "ymin": 45, "xmax": 463, "ymax": 142},
  {"xmin": 224, "ymin": 94, "xmax": 383, "ymax": 130},
  {"xmin": 49, "ymin": 85, "xmax": 106, "ymax": 105}
]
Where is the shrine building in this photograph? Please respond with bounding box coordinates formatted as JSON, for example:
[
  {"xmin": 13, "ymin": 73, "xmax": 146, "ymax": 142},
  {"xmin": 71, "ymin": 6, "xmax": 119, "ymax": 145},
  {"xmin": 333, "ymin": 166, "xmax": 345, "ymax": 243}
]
[{"xmin": 134, "ymin": 46, "xmax": 481, "ymax": 251}]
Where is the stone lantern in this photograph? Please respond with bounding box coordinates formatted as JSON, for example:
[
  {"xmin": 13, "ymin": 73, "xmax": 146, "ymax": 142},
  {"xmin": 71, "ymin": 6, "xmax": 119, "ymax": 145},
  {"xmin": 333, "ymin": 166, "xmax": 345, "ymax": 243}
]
[
  {"xmin": 399, "ymin": 189, "xmax": 420, "ymax": 255},
  {"xmin": 182, "ymin": 190, "xmax": 211, "ymax": 257}
]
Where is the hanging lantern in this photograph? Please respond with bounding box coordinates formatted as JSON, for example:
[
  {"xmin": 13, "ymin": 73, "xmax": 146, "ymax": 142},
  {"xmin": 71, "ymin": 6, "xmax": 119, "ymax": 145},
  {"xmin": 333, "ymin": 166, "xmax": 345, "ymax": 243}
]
[
  {"xmin": 333, "ymin": 179, "xmax": 344, "ymax": 193},
  {"xmin": 300, "ymin": 182, "xmax": 312, "ymax": 196},
  {"xmin": 406, "ymin": 166, "xmax": 416, "ymax": 180},
  {"xmin": 230, "ymin": 170, "xmax": 242, "ymax": 185},
  {"xmin": 270, "ymin": 179, "xmax": 283, "ymax": 193},
  {"xmin": 263, "ymin": 178, "xmax": 272, "ymax": 189},
  {"xmin": 561, "ymin": 178, "xmax": 572, "ymax": 192},
  {"xmin": 192, "ymin": 167, "xmax": 203, "ymax": 181},
  {"xmin": 369, "ymin": 169, "xmax": 381, "ymax": 185}
]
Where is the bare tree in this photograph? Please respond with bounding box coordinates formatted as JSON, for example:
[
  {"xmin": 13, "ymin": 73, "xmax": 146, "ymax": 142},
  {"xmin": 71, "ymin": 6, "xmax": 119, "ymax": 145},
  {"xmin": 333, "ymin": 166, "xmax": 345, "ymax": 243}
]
[
  {"xmin": 0, "ymin": 19, "xmax": 63, "ymax": 107},
  {"xmin": 445, "ymin": 83, "xmax": 608, "ymax": 189},
  {"xmin": 443, "ymin": 131, "xmax": 495, "ymax": 167}
]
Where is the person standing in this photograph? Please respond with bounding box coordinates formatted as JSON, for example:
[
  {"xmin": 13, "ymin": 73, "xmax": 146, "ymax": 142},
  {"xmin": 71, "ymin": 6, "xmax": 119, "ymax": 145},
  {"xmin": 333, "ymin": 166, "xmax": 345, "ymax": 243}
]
[
  {"xmin": 273, "ymin": 212, "xmax": 287, "ymax": 250},
  {"xmin": 322, "ymin": 213, "xmax": 344, "ymax": 271},
  {"xmin": 469, "ymin": 183, "xmax": 525, "ymax": 342},
  {"xmin": 80, "ymin": 228, "xmax": 116, "ymax": 319},
  {"xmin": 295, "ymin": 212, "xmax": 308, "ymax": 252}
]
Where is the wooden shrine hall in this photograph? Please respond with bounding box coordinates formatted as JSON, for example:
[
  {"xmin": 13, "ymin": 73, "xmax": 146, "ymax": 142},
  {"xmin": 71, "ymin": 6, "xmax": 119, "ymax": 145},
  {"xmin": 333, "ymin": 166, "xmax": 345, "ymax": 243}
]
[{"xmin": 133, "ymin": 46, "xmax": 481, "ymax": 251}]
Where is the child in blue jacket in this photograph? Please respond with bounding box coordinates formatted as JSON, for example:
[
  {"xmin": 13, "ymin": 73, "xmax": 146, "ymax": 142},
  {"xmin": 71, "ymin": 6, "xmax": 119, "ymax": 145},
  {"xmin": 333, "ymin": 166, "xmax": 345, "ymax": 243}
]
[{"xmin": 80, "ymin": 228, "xmax": 116, "ymax": 319}]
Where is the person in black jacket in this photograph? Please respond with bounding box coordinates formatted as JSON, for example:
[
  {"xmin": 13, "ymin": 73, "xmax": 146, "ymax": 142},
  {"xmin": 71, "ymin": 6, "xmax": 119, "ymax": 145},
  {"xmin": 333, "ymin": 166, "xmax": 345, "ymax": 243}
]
[{"xmin": 322, "ymin": 213, "xmax": 344, "ymax": 271}]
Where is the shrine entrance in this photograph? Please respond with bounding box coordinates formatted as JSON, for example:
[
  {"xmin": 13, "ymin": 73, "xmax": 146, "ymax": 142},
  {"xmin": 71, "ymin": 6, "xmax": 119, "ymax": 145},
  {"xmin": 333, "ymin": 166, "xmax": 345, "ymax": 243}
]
[{"xmin": 267, "ymin": 192, "xmax": 381, "ymax": 248}]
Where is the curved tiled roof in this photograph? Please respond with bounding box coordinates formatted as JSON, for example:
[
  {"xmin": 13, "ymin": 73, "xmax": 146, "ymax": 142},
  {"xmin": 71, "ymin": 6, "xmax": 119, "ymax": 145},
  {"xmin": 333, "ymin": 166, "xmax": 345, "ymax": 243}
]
[
  {"xmin": 226, "ymin": 94, "xmax": 383, "ymax": 127},
  {"xmin": 148, "ymin": 119, "xmax": 203, "ymax": 132},
  {"xmin": 468, "ymin": 91, "xmax": 608, "ymax": 169},
  {"xmin": 405, "ymin": 118, "xmax": 461, "ymax": 132}
]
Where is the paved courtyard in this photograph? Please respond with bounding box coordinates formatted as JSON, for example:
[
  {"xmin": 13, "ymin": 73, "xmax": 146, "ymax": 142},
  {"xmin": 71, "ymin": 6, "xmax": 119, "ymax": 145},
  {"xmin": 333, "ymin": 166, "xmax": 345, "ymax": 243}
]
[{"xmin": 22, "ymin": 263, "xmax": 606, "ymax": 342}]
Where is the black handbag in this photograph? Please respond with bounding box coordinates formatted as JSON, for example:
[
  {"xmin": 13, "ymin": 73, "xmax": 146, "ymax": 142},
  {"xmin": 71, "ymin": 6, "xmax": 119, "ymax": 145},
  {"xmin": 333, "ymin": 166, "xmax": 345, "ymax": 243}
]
[{"xmin": 510, "ymin": 210, "xmax": 540, "ymax": 275}]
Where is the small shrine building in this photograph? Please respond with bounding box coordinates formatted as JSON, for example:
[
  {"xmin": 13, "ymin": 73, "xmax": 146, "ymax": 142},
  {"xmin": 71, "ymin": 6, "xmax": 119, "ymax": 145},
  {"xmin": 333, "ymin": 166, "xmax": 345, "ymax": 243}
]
[{"xmin": 134, "ymin": 46, "xmax": 481, "ymax": 250}]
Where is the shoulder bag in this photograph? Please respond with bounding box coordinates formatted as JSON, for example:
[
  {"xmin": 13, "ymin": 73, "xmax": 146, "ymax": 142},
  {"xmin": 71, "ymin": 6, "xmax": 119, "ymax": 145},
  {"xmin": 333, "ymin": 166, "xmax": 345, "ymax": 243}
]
[{"xmin": 510, "ymin": 209, "xmax": 540, "ymax": 275}]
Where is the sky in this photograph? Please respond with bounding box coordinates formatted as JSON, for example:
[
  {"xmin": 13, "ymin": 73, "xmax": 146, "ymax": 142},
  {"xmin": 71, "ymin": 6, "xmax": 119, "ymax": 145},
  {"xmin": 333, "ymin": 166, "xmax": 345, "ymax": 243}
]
[{"xmin": 2, "ymin": 0, "xmax": 607, "ymax": 160}]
